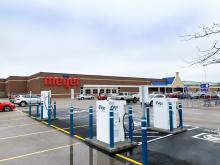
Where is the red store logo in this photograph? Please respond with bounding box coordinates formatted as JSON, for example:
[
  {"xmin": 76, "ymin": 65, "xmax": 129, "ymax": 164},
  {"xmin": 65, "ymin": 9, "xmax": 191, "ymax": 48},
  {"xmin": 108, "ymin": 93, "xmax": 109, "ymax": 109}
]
[{"xmin": 44, "ymin": 77, "xmax": 80, "ymax": 89}]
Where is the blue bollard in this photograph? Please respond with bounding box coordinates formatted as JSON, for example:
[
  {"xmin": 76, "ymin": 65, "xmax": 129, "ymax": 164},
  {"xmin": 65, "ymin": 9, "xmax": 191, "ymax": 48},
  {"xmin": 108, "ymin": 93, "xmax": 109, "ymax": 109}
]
[
  {"xmin": 178, "ymin": 103, "xmax": 183, "ymax": 129},
  {"xmin": 141, "ymin": 117, "xmax": 148, "ymax": 165},
  {"xmin": 36, "ymin": 104, "xmax": 39, "ymax": 118},
  {"xmin": 128, "ymin": 107, "xmax": 133, "ymax": 143},
  {"xmin": 53, "ymin": 99, "xmax": 56, "ymax": 119},
  {"xmin": 48, "ymin": 104, "xmax": 51, "ymax": 126},
  {"xmin": 88, "ymin": 106, "xmax": 93, "ymax": 139},
  {"xmin": 146, "ymin": 103, "xmax": 150, "ymax": 127},
  {"xmin": 109, "ymin": 108, "xmax": 114, "ymax": 148},
  {"xmin": 70, "ymin": 106, "xmax": 74, "ymax": 136},
  {"xmin": 40, "ymin": 101, "xmax": 43, "ymax": 120},
  {"xmin": 168, "ymin": 103, "xmax": 173, "ymax": 132}
]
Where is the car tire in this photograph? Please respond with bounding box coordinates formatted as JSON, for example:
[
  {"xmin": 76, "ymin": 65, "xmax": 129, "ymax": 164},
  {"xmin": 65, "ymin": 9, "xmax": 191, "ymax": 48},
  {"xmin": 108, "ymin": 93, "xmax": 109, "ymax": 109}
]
[
  {"xmin": 133, "ymin": 97, "xmax": 137, "ymax": 103},
  {"xmin": 81, "ymin": 97, "xmax": 84, "ymax": 100},
  {"xmin": 4, "ymin": 106, "xmax": 11, "ymax": 112},
  {"xmin": 20, "ymin": 101, "xmax": 27, "ymax": 107}
]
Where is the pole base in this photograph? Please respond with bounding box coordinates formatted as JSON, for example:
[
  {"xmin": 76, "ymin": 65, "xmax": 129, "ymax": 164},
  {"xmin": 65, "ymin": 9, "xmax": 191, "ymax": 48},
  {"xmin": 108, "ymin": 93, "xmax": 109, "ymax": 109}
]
[{"xmin": 85, "ymin": 137, "xmax": 137, "ymax": 154}]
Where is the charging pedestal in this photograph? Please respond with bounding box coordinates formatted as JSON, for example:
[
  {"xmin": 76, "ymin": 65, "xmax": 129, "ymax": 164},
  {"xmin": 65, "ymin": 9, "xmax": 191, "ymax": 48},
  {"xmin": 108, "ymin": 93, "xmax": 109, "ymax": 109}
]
[
  {"xmin": 85, "ymin": 100, "xmax": 137, "ymax": 153},
  {"xmin": 151, "ymin": 98, "xmax": 186, "ymax": 134},
  {"xmin": 39, "ymin": 91, "xmax": 51, "ymax": 119},
  {"xmin": 97, "ymin": 100, "xmax": 125, "ymax": 143}
]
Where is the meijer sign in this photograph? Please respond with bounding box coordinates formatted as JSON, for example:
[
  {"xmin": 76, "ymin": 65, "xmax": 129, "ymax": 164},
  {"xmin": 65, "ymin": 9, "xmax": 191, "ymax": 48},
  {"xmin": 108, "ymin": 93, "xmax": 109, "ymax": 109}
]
[{"xmin": 44, "ymin": 77, "xmax": 80, "ymax": 89}]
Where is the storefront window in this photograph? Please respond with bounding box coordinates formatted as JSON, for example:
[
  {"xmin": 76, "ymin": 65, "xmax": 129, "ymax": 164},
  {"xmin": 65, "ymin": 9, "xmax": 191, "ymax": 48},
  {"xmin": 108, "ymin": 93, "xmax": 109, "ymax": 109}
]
[
  {"xmin": 100, "ymin": 89, "xmax": 104, "ymax": 94},
  {"xmin": 106, "ymin": 89, "xmax": 111, "ymax": 94},
  {"xmin": 112, "ymin": 89, "xmax": 117, "ymax": 93},
  {"xmin": 93, "ymin": 89, "xmax": 98, "ymax": 94},
  {"xmin": 85, "ymin": 89, "xmax": 91, "ymax": 94}
]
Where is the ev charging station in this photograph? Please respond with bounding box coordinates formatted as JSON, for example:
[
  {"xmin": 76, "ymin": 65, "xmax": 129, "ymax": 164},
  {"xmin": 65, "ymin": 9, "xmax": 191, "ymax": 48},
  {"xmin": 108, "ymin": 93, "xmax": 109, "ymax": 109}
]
[
  {"xmin": 96, "ymin": 100, "xmax": 126, "ymax": 144},
  {"xmin": 86, "ymin": 99, "xmax": 137, "ymax": 153},
  {"xmin": 153, "ymin": 98, "xmax": 178, "ymax": 130},
  {"xmin": 40, "ymin": 91, "xmax": 51, "ymax": 119},
  {"xmin": 139, "ymin": 85, "xmax": 185, "ymax": 134}
]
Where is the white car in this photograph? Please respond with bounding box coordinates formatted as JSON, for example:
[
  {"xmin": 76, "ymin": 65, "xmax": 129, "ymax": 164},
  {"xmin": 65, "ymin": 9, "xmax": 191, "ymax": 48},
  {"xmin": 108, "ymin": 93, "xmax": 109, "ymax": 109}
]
[
  {"xmin": 76, "ymin": 94, "xmax": 94, "ymax": 100},
  {"xmin": 149, "ymin": 94, "xmax": 166, "ymax": 106},
  {"xmin": 140, "ymin": 94, "xmax": 166, "ymax": 106},
  {"xmin": 14, "ymin": 94, "xmax": 41, "ymax": 107}
]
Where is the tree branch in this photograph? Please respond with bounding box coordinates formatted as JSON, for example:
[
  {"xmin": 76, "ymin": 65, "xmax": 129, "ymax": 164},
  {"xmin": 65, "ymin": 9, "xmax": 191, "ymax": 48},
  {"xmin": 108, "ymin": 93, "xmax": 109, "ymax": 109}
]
[{"xmin": 182, "ymin": 23, "xmax": 220, "ymax": 66}]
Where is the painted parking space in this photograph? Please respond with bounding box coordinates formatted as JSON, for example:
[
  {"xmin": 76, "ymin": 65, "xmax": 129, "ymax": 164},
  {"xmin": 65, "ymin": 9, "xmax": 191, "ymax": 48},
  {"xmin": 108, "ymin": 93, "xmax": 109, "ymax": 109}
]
[
  {"xmin": 19, "ymin": 100, "xmax": 220, "ymax": 165},
  {"xmin": 0, "ymin": 109, "xmax": 127, "ymax": 165}
]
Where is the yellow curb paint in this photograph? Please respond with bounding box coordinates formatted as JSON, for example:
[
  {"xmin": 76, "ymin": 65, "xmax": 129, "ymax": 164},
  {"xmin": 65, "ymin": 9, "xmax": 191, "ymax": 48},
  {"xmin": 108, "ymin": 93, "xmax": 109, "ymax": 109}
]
[
  {"xmin": 115, "ymin": 154, "xmax": 143, "ymax": 165},
  {"xmin": 74, "ymin": 135, "xmax": 85, "ymax": 141}
]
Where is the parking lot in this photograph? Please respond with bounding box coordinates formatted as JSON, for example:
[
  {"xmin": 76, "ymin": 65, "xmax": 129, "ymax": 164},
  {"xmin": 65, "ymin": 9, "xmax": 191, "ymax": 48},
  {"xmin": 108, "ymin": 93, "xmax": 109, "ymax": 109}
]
[{"xmin": 1, "ymin": 98, "xmax": 220, "ymax": 165}]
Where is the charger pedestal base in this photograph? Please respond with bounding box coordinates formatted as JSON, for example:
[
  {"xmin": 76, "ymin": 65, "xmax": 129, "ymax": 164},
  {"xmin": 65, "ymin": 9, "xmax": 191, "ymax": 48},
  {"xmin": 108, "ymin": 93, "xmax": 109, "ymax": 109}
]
[{"xmin": 85, "ymin": 137, "xmax": 137, "ymax": 154}]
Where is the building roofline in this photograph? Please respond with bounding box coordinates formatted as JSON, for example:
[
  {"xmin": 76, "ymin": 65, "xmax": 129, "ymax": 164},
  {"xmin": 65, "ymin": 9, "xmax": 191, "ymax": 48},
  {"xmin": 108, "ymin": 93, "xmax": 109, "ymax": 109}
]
[{"xmin": 29, "ymin": 71, "xmax": 165, "ymax": 82}]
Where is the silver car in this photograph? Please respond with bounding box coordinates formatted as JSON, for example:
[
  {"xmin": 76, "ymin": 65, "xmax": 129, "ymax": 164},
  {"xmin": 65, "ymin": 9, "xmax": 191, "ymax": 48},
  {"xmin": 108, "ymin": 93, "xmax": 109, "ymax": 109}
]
[
  {"xmin": 76, "ymin": 94, "xmax": 94, "ymax": 100},
  {"xmin": 14, "ymin": 94, "xmax": 41, "ymax": 107}
]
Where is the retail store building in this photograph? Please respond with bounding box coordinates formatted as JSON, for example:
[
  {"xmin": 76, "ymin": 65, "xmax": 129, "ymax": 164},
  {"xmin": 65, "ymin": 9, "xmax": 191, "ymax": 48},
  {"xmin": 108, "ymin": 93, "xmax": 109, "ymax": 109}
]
[{"xmin": 1, "ymin": 72, "xmax": 216, "ymax": 98}]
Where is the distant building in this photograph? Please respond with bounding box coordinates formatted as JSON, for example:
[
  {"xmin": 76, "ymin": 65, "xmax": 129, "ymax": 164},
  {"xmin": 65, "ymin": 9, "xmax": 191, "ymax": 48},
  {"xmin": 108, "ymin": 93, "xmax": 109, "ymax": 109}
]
[{"xmin": 183, "ymin": 81, "xmax": 220, "ymax": 93}]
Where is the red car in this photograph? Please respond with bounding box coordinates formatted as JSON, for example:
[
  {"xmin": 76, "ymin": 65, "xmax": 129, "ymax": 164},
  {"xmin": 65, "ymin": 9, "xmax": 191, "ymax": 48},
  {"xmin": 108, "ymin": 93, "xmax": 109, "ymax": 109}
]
[
  {"xmin": 98, "ymin": 94, "xmax": 108, "ymax": 100},
  {"xmin": 0, "ymin": 102, "xmax": 16, "ymax": 111}
]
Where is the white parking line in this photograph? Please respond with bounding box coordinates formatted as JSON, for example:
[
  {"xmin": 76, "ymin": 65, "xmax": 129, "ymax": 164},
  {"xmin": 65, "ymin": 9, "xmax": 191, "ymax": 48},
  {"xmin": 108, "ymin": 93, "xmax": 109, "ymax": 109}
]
[
  {"xmin": 187, "ymin": 126, "xmax": 199, "ymax": 131},
  {"xmin": 0, "ymin": 143, "xmax": 81, "ymax": 162},
  {"xmin": 0, "ymin": 117, "xmax": 30, "ymax": 122},
  {"xmin": 138, "ymin": 134, "xmax": 173, "ymax": 145},
  {"xmin": 134, "ymin": 135, "xmax": 161, "ymax": 138},
  {"xmin": 0, "ymin": 123, "xmax": 41, "ymax": 129},
  {"xmin": 0, "ymin": 130, "xmax": 56, "ymax": 141}
]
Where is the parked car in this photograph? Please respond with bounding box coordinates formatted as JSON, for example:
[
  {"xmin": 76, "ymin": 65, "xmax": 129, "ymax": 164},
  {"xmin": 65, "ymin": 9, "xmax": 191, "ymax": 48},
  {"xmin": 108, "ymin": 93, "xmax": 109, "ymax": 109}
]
[
  {"xmin": 189, "ymin": 93, "xmax": 203, "ymax": 99},
  {"xmin": 98, "ymin": 94, "xmax": 111, "ymax": 100},
  {"xmin": 149, "ymin": 94, "xmax": 166, "ymax": 106},
  {"xmin": 14, "ymin": 94, "xmax": 41, "ymax": 107},
  {"xmin": 76, "ymin": 94, "xmax": 94, "ymax": 100},
  {"xmin": 140, "ymin": 93, "xmax": 166, "ymax": 106},
  {"xmin": 111, "ymin": 92, "xmax": 139, "ymax": 103},
  {"xmin": 216, "ymin": 93, "xmax": 220, "ymax": 98},
  {"xmin": 167, "ymin": 92, "xmax": 184, "ymax": 98},
  {"xmin": 189, "ymin": 93, "xmax": 218, "ymax": 99},
  {"xmin": 8, "ymin": 93, "xmax": 25, "ymax": 103},
  {"xmin": 0, "ymin": 101, "xmax": 16, "ymax": 111}
]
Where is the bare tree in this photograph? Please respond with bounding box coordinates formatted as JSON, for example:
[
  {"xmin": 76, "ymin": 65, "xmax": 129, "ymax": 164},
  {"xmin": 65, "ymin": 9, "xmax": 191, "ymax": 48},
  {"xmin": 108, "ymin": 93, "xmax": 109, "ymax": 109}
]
[{"xmin": 183, "ymin": 23, "xmax": 220, "ymax": 66}]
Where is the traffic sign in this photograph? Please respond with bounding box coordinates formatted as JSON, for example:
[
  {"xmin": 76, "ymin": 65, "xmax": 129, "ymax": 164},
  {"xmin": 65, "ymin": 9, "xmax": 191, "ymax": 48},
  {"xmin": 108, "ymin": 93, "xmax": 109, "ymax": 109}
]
[{"xmin": 200, "ymin": 83, "xmax": 209, "ymax": 92}]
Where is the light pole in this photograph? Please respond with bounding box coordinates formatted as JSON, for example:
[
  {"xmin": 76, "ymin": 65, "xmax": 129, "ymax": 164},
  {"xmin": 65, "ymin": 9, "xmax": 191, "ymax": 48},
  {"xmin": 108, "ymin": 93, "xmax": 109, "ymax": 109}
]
[{"xmin": 202, "ymin": 64, "xmax": 207, "ymax": 83}]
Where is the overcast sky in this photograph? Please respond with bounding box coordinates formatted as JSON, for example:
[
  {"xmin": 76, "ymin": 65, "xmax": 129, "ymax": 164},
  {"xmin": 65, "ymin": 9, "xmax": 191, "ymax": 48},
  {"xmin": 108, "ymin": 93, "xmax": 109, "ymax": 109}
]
[{"xmin": 0, "ymin": 0, "xmax": 220, "ymax": 82}]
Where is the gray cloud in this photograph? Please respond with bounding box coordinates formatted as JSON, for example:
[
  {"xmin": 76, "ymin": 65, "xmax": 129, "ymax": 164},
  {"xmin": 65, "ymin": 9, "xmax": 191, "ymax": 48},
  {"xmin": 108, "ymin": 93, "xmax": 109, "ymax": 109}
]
[{"xmin": 0, "ymin": 0, "xmax": 220, "ymax": 82}]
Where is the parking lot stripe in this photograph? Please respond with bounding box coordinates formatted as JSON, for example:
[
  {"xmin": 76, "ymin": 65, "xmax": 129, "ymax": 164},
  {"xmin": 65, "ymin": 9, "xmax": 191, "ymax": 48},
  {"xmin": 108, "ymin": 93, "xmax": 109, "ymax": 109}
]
[
  {"xmin": 0, "ymin": 117, "xmax": 30, "ymax": 122},
  {"xmin": 0, "ymin": 114, "xmax": 25, "ymax": 119},
  {"xmin": 147, "ymin": 134, "xmax": 172, "ymax": 143},
  {"xmin": 0, "ymin": 123, "xmax": 41, "ymax": 129},
  {"xmin": 0, "ymin": 143, "xmax": 81, "ymax": 163},
  {"xmin": 133, "ymin": 135, "xmax": 161, "ymax": 138},
  {"xmin": 0, "ymin": 130, "xmax": 56, "ymax": 141},
  {"xmin": 115, "ymin": 154, "xmax": 142, "ymax": 165}
]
